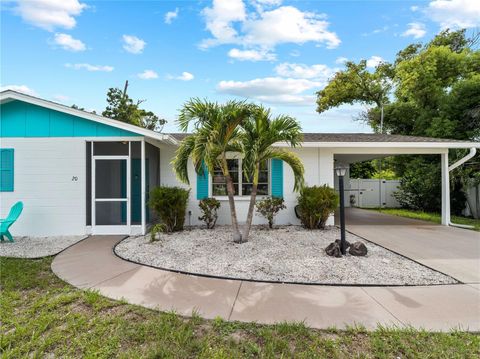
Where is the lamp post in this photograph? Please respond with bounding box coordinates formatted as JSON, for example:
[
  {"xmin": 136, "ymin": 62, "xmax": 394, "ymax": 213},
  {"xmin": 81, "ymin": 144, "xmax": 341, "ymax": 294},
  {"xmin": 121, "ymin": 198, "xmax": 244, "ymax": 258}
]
[{"xmin": 335, "ymin": 163, "xmax": 349, "ymax": 255}]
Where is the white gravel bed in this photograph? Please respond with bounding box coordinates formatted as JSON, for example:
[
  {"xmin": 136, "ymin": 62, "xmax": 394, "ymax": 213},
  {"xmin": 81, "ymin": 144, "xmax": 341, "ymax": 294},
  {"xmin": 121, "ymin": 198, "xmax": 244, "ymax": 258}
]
[
  {"xmin": 115, "ymin": 226, "xmax": 456, "ymax": 285},
  {"xmin": 0, "ymin": 236, "xmax": 87, "ymax": 258}
]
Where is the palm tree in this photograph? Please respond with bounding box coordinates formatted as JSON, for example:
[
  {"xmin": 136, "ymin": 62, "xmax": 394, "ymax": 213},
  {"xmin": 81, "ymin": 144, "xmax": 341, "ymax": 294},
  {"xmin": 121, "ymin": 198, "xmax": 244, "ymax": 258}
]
[
  {"xmin": 241, "ymin": 106, "xmax": 304, "ymax": 241},
  {"xmin": 172, "ymin": 98, "xmax": 253, "ymax": 243}
]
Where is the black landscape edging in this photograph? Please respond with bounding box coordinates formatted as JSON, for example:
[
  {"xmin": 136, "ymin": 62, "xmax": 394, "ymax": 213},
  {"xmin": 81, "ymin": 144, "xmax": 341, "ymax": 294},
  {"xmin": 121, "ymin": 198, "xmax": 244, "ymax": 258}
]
[{"xmin": 112, "ymin": 235, "xmax": 462, "ymax": 288}]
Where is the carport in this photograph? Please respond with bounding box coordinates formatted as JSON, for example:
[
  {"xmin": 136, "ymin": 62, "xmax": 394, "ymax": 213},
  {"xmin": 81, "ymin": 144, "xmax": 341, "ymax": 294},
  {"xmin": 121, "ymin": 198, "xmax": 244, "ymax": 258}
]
[{"xmin": 299, "ymin": 133, "xmax": 480, "ymax": 226}]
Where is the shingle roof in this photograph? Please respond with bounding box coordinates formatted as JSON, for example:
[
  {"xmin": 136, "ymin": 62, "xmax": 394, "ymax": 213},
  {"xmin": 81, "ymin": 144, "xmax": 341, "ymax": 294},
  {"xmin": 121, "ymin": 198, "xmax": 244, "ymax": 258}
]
[{"xmin": 167, "ymin": 132, "xmax": 464, "ymax": 143}]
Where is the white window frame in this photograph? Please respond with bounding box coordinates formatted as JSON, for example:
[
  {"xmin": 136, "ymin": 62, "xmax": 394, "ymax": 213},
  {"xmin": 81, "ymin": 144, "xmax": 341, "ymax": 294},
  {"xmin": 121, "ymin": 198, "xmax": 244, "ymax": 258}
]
[{"xmin": 211, "ymin": 157, "xmax": 271, "ymax": 200}]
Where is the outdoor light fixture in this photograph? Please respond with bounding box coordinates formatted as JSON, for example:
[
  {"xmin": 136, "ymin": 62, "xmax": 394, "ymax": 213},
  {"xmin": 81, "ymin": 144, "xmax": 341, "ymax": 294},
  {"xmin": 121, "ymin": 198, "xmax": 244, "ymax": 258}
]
[{"xmin": 335, "ymin": 163, "xmax": 349, "ymax": 255}]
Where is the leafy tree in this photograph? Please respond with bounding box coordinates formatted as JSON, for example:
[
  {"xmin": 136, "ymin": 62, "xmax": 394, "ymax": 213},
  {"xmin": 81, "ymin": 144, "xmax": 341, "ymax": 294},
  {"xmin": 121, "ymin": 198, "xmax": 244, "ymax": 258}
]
[
  {"xmin": 317, "ymin": 29, "xmax": 480, "ymax": 214},
  {"xmin": 241, "ymin": 106, "xmax": 304, "ymax": 241},
  {"xmin": 102, "ymin": 82, "xmax": 166, "ymax": 131},
  {"xmin": 317, "ymin": 60, "xmax": 394, "ymax": 132},
  {"xmin": 350, "ymin": 161, "xmax": 377, "ymax": 179},
  {"xmin": 173, "ymin": 98, "xmax": 253, "ymax": 243}
]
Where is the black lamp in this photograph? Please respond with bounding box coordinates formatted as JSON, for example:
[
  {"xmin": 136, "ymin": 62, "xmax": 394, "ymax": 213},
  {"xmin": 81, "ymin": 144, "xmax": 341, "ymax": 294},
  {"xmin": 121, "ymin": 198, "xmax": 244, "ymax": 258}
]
[{"xmin": 335, "ymin": 163, "xmax": 349, "ymax": 255}]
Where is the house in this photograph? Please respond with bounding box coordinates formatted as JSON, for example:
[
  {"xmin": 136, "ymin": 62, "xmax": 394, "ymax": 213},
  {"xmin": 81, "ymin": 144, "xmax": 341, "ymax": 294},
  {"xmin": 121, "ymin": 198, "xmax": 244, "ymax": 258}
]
[{"xmin": 1, "ymin": 90, "xmax": 479, "ymax": 236}]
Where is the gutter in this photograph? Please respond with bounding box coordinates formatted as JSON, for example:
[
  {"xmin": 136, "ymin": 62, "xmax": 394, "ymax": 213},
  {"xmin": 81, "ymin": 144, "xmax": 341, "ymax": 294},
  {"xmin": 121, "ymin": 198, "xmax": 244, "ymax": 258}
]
[{"xmin": 448, "ymin": 147, "xmax": 477, "ymax": 229}]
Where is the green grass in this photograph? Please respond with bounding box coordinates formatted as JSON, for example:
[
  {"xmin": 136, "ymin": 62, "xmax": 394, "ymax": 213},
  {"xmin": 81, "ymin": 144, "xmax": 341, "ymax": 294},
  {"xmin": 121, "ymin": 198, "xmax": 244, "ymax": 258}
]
[
  {"xmin": 368, "ymin": 208, "xmax": 480, "ymax": 231},
  {"xmin": 1, "ymin": 257, "xmax": 479, "ymax": 358}
]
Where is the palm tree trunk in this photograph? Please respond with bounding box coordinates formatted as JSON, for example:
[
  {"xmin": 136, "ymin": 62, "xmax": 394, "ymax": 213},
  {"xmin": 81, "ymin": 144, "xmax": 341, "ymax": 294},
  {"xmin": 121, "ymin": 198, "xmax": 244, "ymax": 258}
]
[
  {"xmin": 243, "ymin": 163, "xmax": 259, "ymax": 242},
  {"xmin": 222, "ymin": 157, "xmax": 242, "ymax": 243}
]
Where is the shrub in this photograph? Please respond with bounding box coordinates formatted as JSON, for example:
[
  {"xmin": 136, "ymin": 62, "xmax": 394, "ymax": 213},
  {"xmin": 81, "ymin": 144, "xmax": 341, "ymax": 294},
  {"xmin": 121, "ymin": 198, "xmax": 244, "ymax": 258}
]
[
  {"xmin": 150, "ymin": 223, "xmax": 167, "ymax": 242},
  {"xmin": 255, "ymin": 197, "xmax": 286, "ymax": 229},
  {"xmin": 198, "ymin": 198, "xmax": 221, "ymax": 229},
  {"xmin": 149, "ymin": 186, "xmax": 190, "ymax": 232},
  {"xmin": 297, "ymin": 185, "xmax": 339, "ymax": 229}
]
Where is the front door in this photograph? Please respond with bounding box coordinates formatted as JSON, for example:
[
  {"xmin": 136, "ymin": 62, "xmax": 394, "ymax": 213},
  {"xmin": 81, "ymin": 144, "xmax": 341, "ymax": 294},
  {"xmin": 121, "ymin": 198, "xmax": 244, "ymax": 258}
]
[{"xmin": 92, "ymin": 156, "xmax": 130, "ymax": 234}]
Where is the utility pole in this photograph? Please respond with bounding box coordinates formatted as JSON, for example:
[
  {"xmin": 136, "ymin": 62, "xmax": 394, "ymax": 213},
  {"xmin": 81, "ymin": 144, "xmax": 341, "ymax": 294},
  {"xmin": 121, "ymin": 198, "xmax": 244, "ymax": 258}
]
[{"xmin": 122, "ymin": 80, "xmax": 129, "ymax": 99}]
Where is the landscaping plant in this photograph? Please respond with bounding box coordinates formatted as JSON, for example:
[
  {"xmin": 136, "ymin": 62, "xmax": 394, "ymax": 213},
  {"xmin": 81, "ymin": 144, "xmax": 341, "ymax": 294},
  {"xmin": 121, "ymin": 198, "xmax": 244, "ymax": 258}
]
[
  {"xmin": 297, "ymin": 185, "xmax": 339, "ymax": 229},
  {"xmin": 241, "ymin": 105, "xmax": 304, "ymax": 241},
  {"xmin": 150, "ymin": 223, "xmax": 167, "ymax": 242},
  {"xmin": 255, "ymin": 197, "xmax": 286, "ymax": 229},
  {"xmin": 149, "ymin": 186, "xmax": 190, "ymax": 232},
  {"xmin": 173, "ymin": 99, "xmax": 254, "ymax": 243},
  {"xmin": 198, "ymin": 198, "xmax": 221, "ymax": 229}
]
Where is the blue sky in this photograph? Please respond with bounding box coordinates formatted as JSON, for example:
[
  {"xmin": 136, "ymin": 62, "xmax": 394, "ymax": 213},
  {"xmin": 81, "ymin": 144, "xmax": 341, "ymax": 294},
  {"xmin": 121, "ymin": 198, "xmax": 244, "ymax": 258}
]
[{"xmin": 2, "ymin": 0, "xmax": 479, "ymax": 133}]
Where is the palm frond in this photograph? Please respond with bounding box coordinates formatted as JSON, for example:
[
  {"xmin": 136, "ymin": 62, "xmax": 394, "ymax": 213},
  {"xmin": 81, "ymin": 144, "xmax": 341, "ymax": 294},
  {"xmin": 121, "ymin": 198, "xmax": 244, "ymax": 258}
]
[{"xmin": 265, "ymin": 148, "xmax": 305, "ymax": 191}]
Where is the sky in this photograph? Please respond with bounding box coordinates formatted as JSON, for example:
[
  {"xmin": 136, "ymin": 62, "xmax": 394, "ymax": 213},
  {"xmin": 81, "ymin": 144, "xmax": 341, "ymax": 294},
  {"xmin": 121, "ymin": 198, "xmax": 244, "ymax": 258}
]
[{"xmin": 1, "ymin": 0, "xmax": 480, "ymax": 133}]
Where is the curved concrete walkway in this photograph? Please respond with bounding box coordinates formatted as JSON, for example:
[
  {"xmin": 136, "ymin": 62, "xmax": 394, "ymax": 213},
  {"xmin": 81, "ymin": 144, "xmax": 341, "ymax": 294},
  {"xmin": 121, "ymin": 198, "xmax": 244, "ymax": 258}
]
[{"xmin": 52, "ymin": 235, "xmax": 480, "ymax": 332}]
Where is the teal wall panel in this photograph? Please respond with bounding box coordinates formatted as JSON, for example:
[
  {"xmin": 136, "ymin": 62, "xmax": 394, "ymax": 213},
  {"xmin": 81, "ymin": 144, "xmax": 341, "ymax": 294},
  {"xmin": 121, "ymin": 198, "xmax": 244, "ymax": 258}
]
[
  {"xmin": 1, "ymin": 101, "xmax": 25, "ymax": 137},
  {"xmin": 0, "ymin": 100, "xmax": 139, "ymax": 138},
  {"xmin": 26, "ymin": 105, "xmax": 50, "ymax": 137},
  {"xmin": 50, "ymin": 111, "xmax": 74, "ymax": 136},
  {"xmin": 271, "ymin": 159, "xmax": 283, "ymax": 198}
]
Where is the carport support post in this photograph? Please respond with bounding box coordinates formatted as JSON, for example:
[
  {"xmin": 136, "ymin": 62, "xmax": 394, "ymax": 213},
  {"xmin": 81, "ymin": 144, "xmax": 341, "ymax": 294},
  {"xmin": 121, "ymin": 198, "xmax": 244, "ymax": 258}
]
[
  {"xmin": 441, "ymin": 152, "xmax": 450, "ymax": 226},
  {"xmin": 141, "ymin": 140, "xmax": 146, "ymax": 235}
]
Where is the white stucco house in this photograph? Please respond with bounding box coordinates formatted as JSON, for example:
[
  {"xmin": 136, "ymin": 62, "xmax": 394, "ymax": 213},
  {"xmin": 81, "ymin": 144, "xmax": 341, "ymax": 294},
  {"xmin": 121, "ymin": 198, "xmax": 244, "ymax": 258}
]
[{"xmin": 1, "ymin": 90, "xmax": 479, "ymax": 236}]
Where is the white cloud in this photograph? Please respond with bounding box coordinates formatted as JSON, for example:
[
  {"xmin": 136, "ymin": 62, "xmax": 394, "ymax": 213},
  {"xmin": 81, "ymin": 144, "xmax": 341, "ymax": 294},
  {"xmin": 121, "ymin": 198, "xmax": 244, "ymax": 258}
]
[
  {"xmin": 289, "ymin": 49, "xmax": 300, "ymax": 57},
  {"xmin": 0, "ymin": 84, "xmax": 37, "ymax": 96},
  {"xmin": 401, "ymin": 22, "xmax": 426, "ymax": 39},
  {"xmin": 427, "ymin": 0, "xmax": 480, "ymax": 29},
  {"xmin": 168, "ymin": 72, "xmax": 195, "ymax": 81},
  {"xmin": 366, "ymin": 55, "xmax": 384, "ymax": 68},
  {"xmin": 13, "ymin": 0, "xmax": 87, "ymax": 31},
  {"xmin": 65, "ymin": 63, "xmax": 114, "ymax": 72},
  {"xmin": 335, "ymin": 56, "xmax": 348, "ymax": 64},
  {"xmin": 410, "ymin": 5, "xmax": 419, "ymax": 11},
  {"xmin": 274, "ymin": 63, "xmax": 335, "ymax": 80},
  {"xmin": 122, "ymin": 35, "xmax": 146, "ymax": 54},
  {"xmin": 165, "ymin": 8, "xmax": 179, "ymax": 24},
  {"xmin": 200, "ymin": 1, "xmax": 340, "ymax": 55},
  {"xmin": 53, "ymin": 33, "xmax": 86, "ymax": 51},
  {"xmin": 228, "ymin": 48, "xmax": 276, "ymax": 61},
  {"xmin": 52, "ymin": 94, "xmax": 70, "ymax": 102},
  {"xmin": 242, "ymin": 6, "xmax": 340, "ymax": 49},
  {"xmin": 217, "ymin": 77, "xmax": 322, "ymax": 106},
  {"xmin": 201, "ymin": 0, "xmax": 246, "ymax": 48},
  {"xmin": 138, "ymin": 69, "xmax": 158, "ymax": 80}
]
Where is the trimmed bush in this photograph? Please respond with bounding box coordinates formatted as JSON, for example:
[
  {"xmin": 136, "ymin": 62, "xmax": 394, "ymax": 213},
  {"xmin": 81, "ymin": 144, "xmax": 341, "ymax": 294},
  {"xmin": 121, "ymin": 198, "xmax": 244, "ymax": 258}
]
[
  {"xmin": 255, "ymin": 197, "xmax": 286, "ymax": 229},
  {"xmin": 149, "ymin": 186, "xmax": 190, "ymax": 232},
  {"xmin": 297, "ymin": 185, "xmax": 339, "ymax": 229},
  {"xmin": 198, "ymin": 198, "xmax": 221, "ymax": 229}
]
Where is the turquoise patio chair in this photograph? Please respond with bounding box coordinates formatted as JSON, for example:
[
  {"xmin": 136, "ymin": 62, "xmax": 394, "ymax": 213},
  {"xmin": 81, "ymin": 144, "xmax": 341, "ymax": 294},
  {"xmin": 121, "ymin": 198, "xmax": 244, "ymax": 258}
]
[{"xmin": 1, "ymin": 201, "xmax": 23, "ymax": 242}]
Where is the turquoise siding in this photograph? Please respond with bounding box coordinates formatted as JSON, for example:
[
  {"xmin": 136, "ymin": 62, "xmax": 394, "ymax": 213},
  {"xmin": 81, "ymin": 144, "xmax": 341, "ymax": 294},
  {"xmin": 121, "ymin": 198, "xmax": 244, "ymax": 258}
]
[
  {"xmin": 0, "ymin": 100, "xmax": 138, "ymax": 137},
  {"xmin": 0, "ymin": 149, "xmax": 14, "ymax": 192},
  {"xmin": 196, "ymin": 162, "xmax": 209, "ymax": 200},
  {"xmin": 271, "ymin": 159, "xmax": 283, "ymax": 198}
]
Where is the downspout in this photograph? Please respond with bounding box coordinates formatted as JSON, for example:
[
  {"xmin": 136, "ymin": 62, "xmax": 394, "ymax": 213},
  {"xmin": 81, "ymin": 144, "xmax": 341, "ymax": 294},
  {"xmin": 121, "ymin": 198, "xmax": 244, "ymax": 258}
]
[{"xmin": 448, "ymin": 147, "xmax": 477, "ymax": 229}]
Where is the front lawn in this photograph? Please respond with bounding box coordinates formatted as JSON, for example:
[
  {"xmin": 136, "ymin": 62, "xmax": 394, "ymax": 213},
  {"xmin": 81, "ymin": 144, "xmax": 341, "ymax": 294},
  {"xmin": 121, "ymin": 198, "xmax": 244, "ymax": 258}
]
[
  {"xmin": 1, "ymin": 257, "xmax": 479, "ymax": 358},
  {"xmin": 369, "ymin": 208, "xmax": 480, "ymax": 231}
]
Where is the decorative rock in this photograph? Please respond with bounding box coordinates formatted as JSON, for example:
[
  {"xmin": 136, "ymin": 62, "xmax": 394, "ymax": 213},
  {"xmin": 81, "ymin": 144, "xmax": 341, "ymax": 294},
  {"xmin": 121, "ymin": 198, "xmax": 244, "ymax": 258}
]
[
  {"xmin": 325, "ymin": 241, "xmax": 342, "ymax": 257},
  {"xmin": 349, "ymin": 241, "xmax": 368, "ymax": 256},
  {"xmin": 334, "ymin": 239, "xmax": 351, "ymax": 249}
]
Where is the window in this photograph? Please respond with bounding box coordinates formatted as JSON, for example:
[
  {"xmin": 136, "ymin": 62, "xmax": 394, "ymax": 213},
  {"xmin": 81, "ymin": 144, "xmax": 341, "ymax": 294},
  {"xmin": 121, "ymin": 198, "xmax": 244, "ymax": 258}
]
[
  {"xmin": 0, "ymin": 149, "xmax": 14, "ymax": 192},
  {"xmin": 212, "ymin": 159, "xmax": 269, "ymax": 197}
]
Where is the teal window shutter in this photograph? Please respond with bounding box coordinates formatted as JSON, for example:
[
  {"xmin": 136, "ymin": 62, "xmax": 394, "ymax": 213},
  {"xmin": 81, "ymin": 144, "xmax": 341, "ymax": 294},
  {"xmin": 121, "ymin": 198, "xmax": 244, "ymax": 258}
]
[
  {"xmin": 196, "ymin": 161, "xmax": 209, "ymax": 200},
  {"xmin": 271, "ymin": 159, "xmax": 283, "ymax": 198},
  {"xmin": 0, "ymin": 149, "xmax": 14, "ymax": 192}
]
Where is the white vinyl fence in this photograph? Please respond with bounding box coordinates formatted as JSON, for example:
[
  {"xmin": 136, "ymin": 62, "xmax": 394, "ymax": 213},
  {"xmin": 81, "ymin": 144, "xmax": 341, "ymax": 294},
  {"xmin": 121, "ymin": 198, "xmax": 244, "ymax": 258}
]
[
  {"xmin": 465, "ymin": 184, "xmax": 480, "ymax": 219},
  {"xmin": 347, "ymin": 179, "xmax": 401, "ymax": 208}
]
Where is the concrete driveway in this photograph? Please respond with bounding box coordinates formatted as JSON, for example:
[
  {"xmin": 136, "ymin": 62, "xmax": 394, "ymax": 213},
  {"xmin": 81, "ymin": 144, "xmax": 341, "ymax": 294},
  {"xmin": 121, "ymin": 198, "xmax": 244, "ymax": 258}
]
[{"xmin": 344, "ymin": 208, "xmax": 480, "ymax": 284}]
